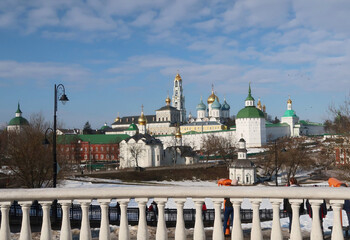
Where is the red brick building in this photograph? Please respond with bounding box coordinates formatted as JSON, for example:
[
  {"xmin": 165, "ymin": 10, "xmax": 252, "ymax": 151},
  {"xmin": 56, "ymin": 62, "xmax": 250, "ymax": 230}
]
[{"xmin": 58, "ymin": 134, "xmax": 129, "ymax": 167}]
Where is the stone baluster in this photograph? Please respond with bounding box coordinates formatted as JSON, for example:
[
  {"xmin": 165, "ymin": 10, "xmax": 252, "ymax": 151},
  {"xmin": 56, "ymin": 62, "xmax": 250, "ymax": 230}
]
[
  {"xmin": 212, "ymin": 198, "xmax": 224, "ymax": 240},
  {"xmin": 98, "ymin": 199, "xmax": 111, "ymax": 240},
  {"xmin": 174, "ymin": 198, "xmax": 187, "ymax": 240},
  {"xmin": 58, "ymin": 200, "xmax": 72, "ymax": 240},
  {"xmin": 136, "ymin": 198, "xmax": 149, "ymax": 240},
  {"xmin": 250, "ymin": 199, "xmax": 263, "ymax": 240},
  {"xmin": 309, "ymin": 200, "xmax": 323, "ymax": 240},
  {"xmin": 39, "ymin": 201, "xmax": 53, "ymax": 240},
  {"xmin": 231, "ymin": 198, "xmax": 243, "ymax": 240},
  {"xmin": 193, "ymin": 198, "xmax": 205, "ymax": 240},
  {"xmin": 270, "ymin": 199, "xmax": 283, "ymax": 240},
  {"xmin": 118, "ymin": 198, "xmax": 130, "ymax": 240},
  {"xmin": 289, "ymin": 199, "xmax": 303, "ymax": 240},
  {"xmin": 78, "ymin": 199, "xmax": 92, "ymax": 240},
  {"xmin": 330, "ymin": 200, "xmax": 344, "ymax": 240},
  {"xmin": 19, "ymin": 201, "xmax": 33, "ymax": 240},
  {"xmin": 0, "ymin": 201, "xmax": 12, "ymax": 240},
  {"xmin": 155, "ymin": 198, "xmax": 168, "ymax": 240}
]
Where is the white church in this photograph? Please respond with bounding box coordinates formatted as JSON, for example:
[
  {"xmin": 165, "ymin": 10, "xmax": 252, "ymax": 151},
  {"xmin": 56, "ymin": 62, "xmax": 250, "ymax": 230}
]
[{"xmin": 104, "ymin": 73, "xmax": 324, "ymax": 150}]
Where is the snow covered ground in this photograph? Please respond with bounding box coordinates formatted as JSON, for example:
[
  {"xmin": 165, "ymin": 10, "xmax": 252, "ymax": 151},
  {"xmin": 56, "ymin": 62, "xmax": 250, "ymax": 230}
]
[{"xmin": 58, "ymin": 177, "xmax": 350, "ymax": 237}]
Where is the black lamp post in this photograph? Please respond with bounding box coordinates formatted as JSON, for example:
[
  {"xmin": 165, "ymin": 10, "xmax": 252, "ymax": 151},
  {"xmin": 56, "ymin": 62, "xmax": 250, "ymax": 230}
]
[{"xmin": 53, "ymin": 84, "xmax": 69, "ymax": 188}]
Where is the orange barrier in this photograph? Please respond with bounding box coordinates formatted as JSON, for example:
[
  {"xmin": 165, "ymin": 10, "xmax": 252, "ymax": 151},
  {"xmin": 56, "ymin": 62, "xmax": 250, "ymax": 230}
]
[
  {"xmin": 328, "ymin": 177, "xmax": 347, "ymax": 187},
  {"xmin": 218, "ymin": 178, "xmax": 232, "ymax": 186},
  {"xmin": 223, "ymin": 198, "xmax": 231, "ymax": 236}
]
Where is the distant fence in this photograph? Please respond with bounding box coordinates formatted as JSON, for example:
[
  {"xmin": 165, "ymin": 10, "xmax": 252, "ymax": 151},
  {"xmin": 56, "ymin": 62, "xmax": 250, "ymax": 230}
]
[{"xmin": 5, "ymin": 202, "xmax": 289, "ymax": 230}]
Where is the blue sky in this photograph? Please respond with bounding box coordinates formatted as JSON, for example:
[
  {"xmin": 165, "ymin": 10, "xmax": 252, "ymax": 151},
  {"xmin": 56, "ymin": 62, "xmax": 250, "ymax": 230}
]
[{"xmin": 1, "ymin": 0, "xmax": 350, "ymax": 129}]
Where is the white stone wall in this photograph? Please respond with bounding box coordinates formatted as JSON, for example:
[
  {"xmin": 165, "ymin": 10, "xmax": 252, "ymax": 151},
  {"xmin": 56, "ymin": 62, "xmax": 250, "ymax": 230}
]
[
  {"xmin": 236, "ymin": 118, "xmax": 266, "ymax": 147},
  {"xmin": 266, "ymin": 126, "xmax": 290, "ymax": 141}
]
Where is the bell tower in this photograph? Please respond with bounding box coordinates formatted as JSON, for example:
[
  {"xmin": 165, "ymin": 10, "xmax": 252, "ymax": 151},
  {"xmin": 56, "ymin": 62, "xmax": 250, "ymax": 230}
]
[{"xmin": 172, "ymin": 72, "xmax": 186, "ymax": 123}]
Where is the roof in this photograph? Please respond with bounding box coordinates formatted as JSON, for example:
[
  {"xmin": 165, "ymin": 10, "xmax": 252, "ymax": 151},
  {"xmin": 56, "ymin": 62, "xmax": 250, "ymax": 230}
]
[
  {"xmin": 182, "ymin": 121, "xmax": 223, "ymax": 127},
  {"xmin": 283, "ymin": 109, "xmax": 298, "ymax": 118},
  {"xmin": 196, "ymin": 99, "xmax": 206, "ymax": 111},
  {"xmin": 58, "ymin": 134, "xmax": 130, "ymax": 144},
  {"xmin": 236, "ymin": 106, "xmax": 265, "ymax": 119},
  {"xmin": 231, "ymin": 159, "xmax": 255, "ymax": 168},
  {"xmin": 265, "ymin": 123, "xmax": 290, "ymax": 127},
  {"xmin": 8, "ymin": 116, "xmax": 29, "ymax": 126},
  {"xmin": 124, "ymin": 133, "xmax": 162, "ymax": 145},
  {"xmin": 156, "ymin": 105, "xmax": 178, "ymax": 111},
  {"xmin": 245, "ymin": 84, "xmax": 255, "ymax": 101},
  {"xmin": 112, "ymin": 115, "xmax": 157, "ymax": 125},
  {"xmin": 127, "ymin": 123, "xmax": 139, "ymax": 131},
  {"xmin": 221, "ymin": 100, "xmax": 230, "ymax": 110},
  {"xmin": 298, "ymin": 120, "xmax": 324, "ymax": 126}
]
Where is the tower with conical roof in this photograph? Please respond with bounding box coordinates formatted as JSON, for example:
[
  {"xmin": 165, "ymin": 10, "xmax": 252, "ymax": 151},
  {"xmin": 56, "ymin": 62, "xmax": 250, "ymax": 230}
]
[
  {"xmin": 207, "ymin": 85, "xmax": 221, "ymax": 119},
  {"xmin": 7, "ymin": 103, "xmax": 29, "ymax": 132},
  {"xmin": 281, "ymin": 96, "xmax": 299, "ymax": 136},
  {"xmin": 171, "ymin": 73, "xmax": 186, "ymax": 123},
  {"xmin": 235, "ymin": 84, "xmax": 266, "ymax": 147}
]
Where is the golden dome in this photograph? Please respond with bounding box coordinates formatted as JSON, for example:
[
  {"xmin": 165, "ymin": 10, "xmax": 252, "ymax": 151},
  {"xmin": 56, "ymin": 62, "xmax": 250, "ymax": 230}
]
[
  {"xmin": 114, "ymin": 113, "xmax": 120, "ymax": 122},
  {"xmin": 287, "ymin": 97, "xmax": 292, "ymax": 104},
  {"xmin": 175, "ymin": 73, "xmax": 182, "ymax": 81},
  {"xmin": 175, "ymin": 128, "xmax": 182, "ymax": 138},
  {"xmin": 138, "ymin": 112, "xmax": 147, "ymax": 125},
  {"xmin": 263, "ymin": 104, "xmax": 266, "ymax": 112},
  {"xmin": 257, "ymin": 98, "xmax": 262, "ymax": 110},
  {"xmin": 207, "ymin": 91, "xmax": 219, "ymax": 104},
  {"xmin": 165, "ymin": 96, "xmax": 171, "ymax": 105}
]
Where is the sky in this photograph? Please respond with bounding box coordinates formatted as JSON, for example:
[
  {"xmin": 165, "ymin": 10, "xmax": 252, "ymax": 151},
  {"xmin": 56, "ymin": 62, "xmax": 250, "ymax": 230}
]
[{"xmin": 1, "ymin": 0, "xmax": 350, "ymax": 129}]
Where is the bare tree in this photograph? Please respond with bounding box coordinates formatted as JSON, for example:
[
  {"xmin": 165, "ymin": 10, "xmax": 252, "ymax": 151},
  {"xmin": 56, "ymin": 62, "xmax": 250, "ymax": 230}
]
[
  {"xmin": 201, "ymin": 134, "xmax": 235, "ymax": 166},
  {"xmin": 0, "ymin": 113, "xmax": 54, "ymax": 188},
  {"xmin": 129, "ymin": 143, "xmax": 144, "ymax": 168},
  {"xmin": 325, "ymin": 96, "xmax": 350, "ymax": 134}
]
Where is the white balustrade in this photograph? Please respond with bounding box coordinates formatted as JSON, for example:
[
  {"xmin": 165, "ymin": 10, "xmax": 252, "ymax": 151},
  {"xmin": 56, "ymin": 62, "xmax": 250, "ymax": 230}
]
[
  {"xmin": 136, "ymin": 198, "xmax": 149, "ymax": 240},
  {"xmin": 39, "ymin": 201, "xmax": 53, "ymax": 240},
  {"xmin": 0, "ymin": 201, "xmax": 12, "ymax": 240},
  {"xmin": 59, "ymin": 200, "xmax": 72, "ymax": 240},
  {"xmin": 98, "ymin": 199, "xmax": 111, "ymax": 240},
  {"xmin": 0, "ymin": 186, "xmax": 350, "ymax": 239},
  {"xmin": 330, "ymin": 200, "xmax": 344, "ymax": 240},
  {"xmin": 174, "ymin": 198, "xmax": 187, "ymax": 240},
  {"xmin": 309, "ymin": 199, "xmax": 323, "ymax": 240},
  {"xmin": 155, "ymin": 198, "xmax": 168, "ymax": 240},
  {"xmin": 193, "ymin": 198, "xmax": 205, "ymax": 240},
  {"xmin": 270, "ymin": 199, "xmax": 283, "ymax": 240},
  {"xmin": 212, "ymin": 198, "xmax": 224, "ymax": 240},
  {"xmin": 231, "ymin": 198, "xmax": 243, "ymax": 240},
  {"xmin": 19, "ymin": 201, "xmax": 33, "ymax": 240},
  {"xmin": 251, "ymin": 199, "xmax": 263, "ymax": 240},
  {"xmin": 118, "ymin": 198, "xmax": 130, "ymax": 240},
  {"xmin": 289, "ymin": 199, "xmax": 303, "ymax": 240}
]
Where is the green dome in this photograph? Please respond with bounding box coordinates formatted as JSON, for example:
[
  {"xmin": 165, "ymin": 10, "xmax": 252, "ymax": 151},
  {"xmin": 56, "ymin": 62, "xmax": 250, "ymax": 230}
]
[
  {"xmin": 196, "ymin": 99, "xmax": 206, "ymax": 111},
  {"xmin": 211, "ymin": 98, "xmax": 221, "ymax": 109},
  {"xmin": 245, "ymin": 83, "xmax": 255, "ymax": 101},
  {"xmin": 236, "ymin": 106, "xmax": 265, "ymax": 119},
  {"xmin": 8, "ymin": 116, "xmax": 29, "ymax": 126},
  {"xmin": 127, "ymin": 123, "xmax": 139, "ymax": 131},
  {"xmin": 283, "ymin": 109, "xmax": 297, "ymax": 117},
  {"xmin": 221, "ymin": 100, "xmax": 230, "ymax": 110},
  {"xmin": 100, "ymin": 123, "xmax": 110, "ymax": 130}
]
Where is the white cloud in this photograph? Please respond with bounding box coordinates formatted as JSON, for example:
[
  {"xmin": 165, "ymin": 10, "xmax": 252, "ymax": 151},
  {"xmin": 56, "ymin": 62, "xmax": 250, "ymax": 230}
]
[{"xmin": 0, "ymin": 61, "xmax": 91, "ymax": 84}]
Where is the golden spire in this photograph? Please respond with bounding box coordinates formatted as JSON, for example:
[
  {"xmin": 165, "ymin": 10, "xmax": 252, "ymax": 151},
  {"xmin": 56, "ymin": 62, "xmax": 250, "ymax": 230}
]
[
  {"xmin": 257, "ymin": 98, "xmax": 262, "ymax": 110},
  {"xmin": 175, "ymin": 72, "xmax": 182, "ymax": 81},
  {"xmin": 138, "ymin": 105, "xmax": 147, "ymax": 125},
  {"xmin": 115, "ymin": 112, "xmax": 120, "ymax": 122},
  {"xmin": 263, "ymin": 104, "xmax": 266, "ymax": 112},
  {"xmin": 287, "ymin": 95, "xmax": 292, "ymax": 104}
]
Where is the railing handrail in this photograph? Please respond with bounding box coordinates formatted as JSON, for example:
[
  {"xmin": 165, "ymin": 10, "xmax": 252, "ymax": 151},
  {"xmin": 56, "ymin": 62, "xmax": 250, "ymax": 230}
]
[{"xmin": 0, "ymin": 186, "xmax": 349, "ymax": 201}]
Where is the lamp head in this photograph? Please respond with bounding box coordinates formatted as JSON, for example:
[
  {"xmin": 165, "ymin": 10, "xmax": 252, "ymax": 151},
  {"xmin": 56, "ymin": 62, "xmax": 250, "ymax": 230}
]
[{"xmin": 59, "ymin": 94, "xmax": 69, "ymax": 105}]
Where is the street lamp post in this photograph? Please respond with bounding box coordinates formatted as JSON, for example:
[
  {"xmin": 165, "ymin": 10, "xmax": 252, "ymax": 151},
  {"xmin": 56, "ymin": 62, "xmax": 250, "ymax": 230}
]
[{"xmin": 53, "ymin": 84, "xmax": 69, "ymax": 188}]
